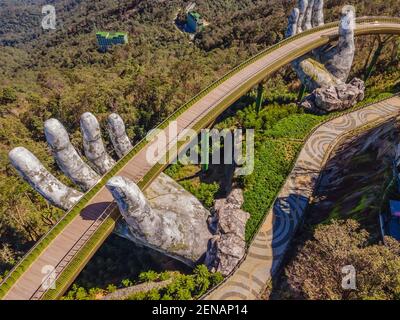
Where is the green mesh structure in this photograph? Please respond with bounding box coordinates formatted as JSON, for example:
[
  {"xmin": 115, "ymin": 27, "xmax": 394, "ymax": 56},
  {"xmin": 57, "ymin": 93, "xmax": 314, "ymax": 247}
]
[
  {"xmin": 187, "ymin": 11, "xmax": 205, "ymax": 33},
  {"xmin": 96, "ymin": 32, "xmax": 128, "ymax": 51}
]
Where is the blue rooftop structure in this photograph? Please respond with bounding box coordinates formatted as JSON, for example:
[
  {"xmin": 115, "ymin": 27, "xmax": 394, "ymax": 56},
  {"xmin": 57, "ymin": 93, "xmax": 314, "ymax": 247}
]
[
  {"xmin": 186, "ymin": 11, "xmax": 205, "ymax": 33},
  {"xmin": 388, "ymin": 200, "xmax": 400, "ymax": 240},
  {"xmin": 96, "ymin": 32, "xmax": 128, "ymax": 52},
  {"xmin": 393, "ymin": 160, "xmax": 400, "ymax": 193}
]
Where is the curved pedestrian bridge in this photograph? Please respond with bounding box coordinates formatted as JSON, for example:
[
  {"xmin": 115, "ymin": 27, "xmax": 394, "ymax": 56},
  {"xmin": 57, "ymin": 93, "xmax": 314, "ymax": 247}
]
[{"xmin": 1, "ymin": 17, "xmax": 400, "ymax": 300}]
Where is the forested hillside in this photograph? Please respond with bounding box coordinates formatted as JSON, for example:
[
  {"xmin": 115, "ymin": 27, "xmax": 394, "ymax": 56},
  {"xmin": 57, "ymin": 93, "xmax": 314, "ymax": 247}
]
[{"xmin": 0, "ymin": 0, "xmax": 399, "ymax": 282}]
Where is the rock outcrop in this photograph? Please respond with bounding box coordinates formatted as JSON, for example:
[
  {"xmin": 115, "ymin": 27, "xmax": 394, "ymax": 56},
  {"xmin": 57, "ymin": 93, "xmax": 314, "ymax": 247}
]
[
  {"xmin": 9, "ymin": 147, "xmax": 83, "ymax": 210},
  {"xmin": 44, "ymin": 118, "xmax": 100, "ymax": 191},
  {"xmin": 80, "ymin": 112, "xmax": 116, "ymax": 175},
  {"xmin": 286, "ymin": 1, "xmax": 364, "ymax": 112},
  {"xmin": 107, "ymin": 113, "xmax": 133, "ymax": 158},
  {"xmin": 301, "ymin": 77, "xmax": 365, "ymax": 114},
  {"xmin": 205, "ymin": 189, "xmax": 250, "ymax": 276},
  {"xmin": 106, "ymin": 174, "xmax": 212, "ymax": 266}
]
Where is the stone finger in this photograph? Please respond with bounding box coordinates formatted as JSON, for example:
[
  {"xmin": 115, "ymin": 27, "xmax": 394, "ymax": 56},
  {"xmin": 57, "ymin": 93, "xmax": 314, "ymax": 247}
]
[
  {"xmin": 9, "ymin": 147, "xmax": 83, "ymax": 211},
  {"xmin": 45, "ymin": 118, "xmax": 100, "ymax": 191},
  {"xmin": 286, "ymin": 7, "xmax": 300, "ymax": 38},
  {"xmin": 304, "ymin": 0, "xmax": 314, "ymax": 30},
  {"xmin": 312, "ymin": 0, "xmax": 324, "ymax": 27},
  {"xmin": 322, "ymin": 6, "xmax": 356, "ymax": 82},
  {"xmin": 297, "ymin": 0, "xmax": 308, "ymax": 33},
  {"xmin": 80, "ymin": 112, "xmax": 116, "ymax": 175},
  {"xmin": 107, "ymin": 113, "xmax": 133, "ymax": 159}
]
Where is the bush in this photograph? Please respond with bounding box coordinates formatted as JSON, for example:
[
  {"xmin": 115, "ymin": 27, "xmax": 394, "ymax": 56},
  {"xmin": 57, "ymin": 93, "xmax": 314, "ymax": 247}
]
[
  {"xmin": 0, "ymin": 87, "xmax": 17, "ymax": 104},
  {"xmin": 106, "ymin": 284, "xmax": 117, "ymax": 293},
  {"xmin": 121, "ymin": 279, "xmax": 133, "ymax": 287},
  {"xmin": 123, "ymin": 266, "xmax": 223, "ymax": 301},
  {"xmin": 159, "ymin": 271, "xmax": 172, "ymax": 281},
  {"xmin": 184, "ymin": 182, "xmax": 219, "ymax": 209},
  {"xmin": 276, "ymin": 220, "xmax": 400, "ymax": 300},
  {"xmin": 265, "ymin": 113, "xmax": 325, "ymax": 139},
  {"xmin": 139, "ymin": 270, "xmax": 159, "ymax": 282}
]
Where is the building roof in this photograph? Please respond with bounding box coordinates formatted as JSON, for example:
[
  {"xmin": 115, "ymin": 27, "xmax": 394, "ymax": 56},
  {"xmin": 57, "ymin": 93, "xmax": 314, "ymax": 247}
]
[
  {"xmin": 388, "ymin": 217, "xmax": 400, "ymax": 240},
  {"xmin": 390, "ymin": 200, "xmax": 400, "ymax": 217},
  {"xmin": 96, "ymin": 32, "xmax": 128, "ymax": 39},
  {"xmin": 188, "ymin": 11, "xmax": 202, "ymax": 21}
]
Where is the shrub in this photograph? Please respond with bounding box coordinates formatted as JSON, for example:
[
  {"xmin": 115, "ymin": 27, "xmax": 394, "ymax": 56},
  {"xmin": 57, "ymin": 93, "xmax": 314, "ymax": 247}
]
[
  {"xmin": 139, "ymin": 270, "xmax": 159, "ymax": 282},
  {"xmin": 123, "ymin": 266, "xmax": 223, "ymax": 301},
  {"xmin": 106, "ymin": 284, "xmax": 117, "ymax": 293},
  {"xmin": 277, "ymin": 220, "xmax": 400, "ymax": 300},
  {"xmin": 0, "ymin": 87, "xmax": 17, "ymax": 104},
  {"xmin": 121, "ymin": 279, "xmax": 133, "ymax": 287}
]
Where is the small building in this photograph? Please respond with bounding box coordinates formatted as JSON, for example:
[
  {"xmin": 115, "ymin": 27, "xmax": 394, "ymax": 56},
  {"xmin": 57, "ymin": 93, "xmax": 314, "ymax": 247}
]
[
  {"xmin": 390, "ymin": 200, "xmax": 400, "ymax": 217},
  {"xmin": 187, "ymin": 11, "xmax": 204, "ymax": 33},
  {"xmin": 96, "ymin": 32, "xmax": 128, "ymax": 52},
  {"xmin": 388, "ymin": 200, "xmax": 400, "ymax": 240},
  {"xmin": 393, "ymin": 159, "xmax": 400, "ymax": 193}
]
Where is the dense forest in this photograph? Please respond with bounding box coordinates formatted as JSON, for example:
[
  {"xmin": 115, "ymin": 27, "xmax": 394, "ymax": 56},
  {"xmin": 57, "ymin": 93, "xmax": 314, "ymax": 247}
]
[{"xmin": 0, "ymin": 0, "xmax": 399, "ymax": 293}]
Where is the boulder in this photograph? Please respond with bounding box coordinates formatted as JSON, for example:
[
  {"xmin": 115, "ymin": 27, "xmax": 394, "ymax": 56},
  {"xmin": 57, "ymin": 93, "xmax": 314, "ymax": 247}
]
[
  {"xmin": 301, "ymin": 78, "xmax": 365, "ymax": 114},
  {"xmin": 206, "ymin": 234, "xmax": 247, "ymax": 277},
  {"xmin": 206, "ymin": 189, "xmax": 250, "ymax": 276}
]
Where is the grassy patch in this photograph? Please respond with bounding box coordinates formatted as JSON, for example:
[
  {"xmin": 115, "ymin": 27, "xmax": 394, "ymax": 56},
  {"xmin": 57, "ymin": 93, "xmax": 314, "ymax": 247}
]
[
  {"xmin": 264, "ymin": 113, "xmax": 326, "ymax": 140},
  {"xmin": 243, "ymin": 139, "xmax": 302, "ymax": 241},
  {"xmin": 165, "ymin": 163, "xmax": 220, "ymax": 209}
]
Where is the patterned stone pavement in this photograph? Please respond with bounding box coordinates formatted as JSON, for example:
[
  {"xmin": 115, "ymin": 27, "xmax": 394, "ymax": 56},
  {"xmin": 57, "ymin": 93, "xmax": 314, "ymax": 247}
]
[
  {"xmin": 205, "ymin": 96, "xmax": 400, "ymax": 300},
  {"xmin": 3, "ymin": 19, "xmax": 400, "ymax": 300}
]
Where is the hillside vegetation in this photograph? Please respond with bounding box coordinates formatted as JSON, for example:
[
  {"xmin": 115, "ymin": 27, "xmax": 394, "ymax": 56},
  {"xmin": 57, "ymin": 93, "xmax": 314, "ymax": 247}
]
[{"xmin": 0, "ymin": 0, "xmax": 399, "ymax": 283}]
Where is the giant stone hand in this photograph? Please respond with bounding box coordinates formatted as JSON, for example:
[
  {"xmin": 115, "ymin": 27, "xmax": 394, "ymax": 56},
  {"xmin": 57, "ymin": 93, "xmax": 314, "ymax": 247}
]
[
  {"xmin": 286, "ymin": 1, "xmax": 365, "ymax": 113},
  {"xmin": 9, "ymin": 147, "xmax": 83, "ymax": 211},
  {"xmin": 106, "ymin": 175, "xmax": 212, "ymax": 266},
  {"xmin": 9, "ymin": 113, "xmax": 213, "ymax": 266},
  {"xmin": 9, "ymin": 113, "xmax": 130, "ymax": 210}
]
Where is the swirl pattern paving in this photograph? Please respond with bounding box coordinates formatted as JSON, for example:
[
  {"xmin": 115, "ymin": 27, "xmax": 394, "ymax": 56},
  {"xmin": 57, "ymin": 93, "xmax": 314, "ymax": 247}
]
[
  {"xmin": 205, "ymin": 96, "xmax": 400, "ymax": 300},
  {"xmin": 3, "ymin": 17, "xmax": 400, "ymax": 300}
]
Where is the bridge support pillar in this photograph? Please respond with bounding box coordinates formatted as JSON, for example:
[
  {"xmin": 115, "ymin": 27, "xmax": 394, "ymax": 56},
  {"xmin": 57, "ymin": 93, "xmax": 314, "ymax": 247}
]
[
  {"xmin": 297, "ymin": 84, "xmax": 306, "ymax": 102},
  {"xmin": 256, "ymin": 83, "xmax": 265, "ymax": 113},
  {"xmin": 201, "ymin": 130, "xmax": 210, "ymax": 172}
]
